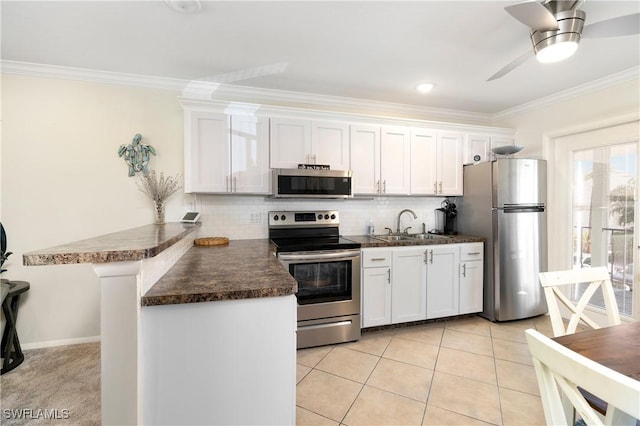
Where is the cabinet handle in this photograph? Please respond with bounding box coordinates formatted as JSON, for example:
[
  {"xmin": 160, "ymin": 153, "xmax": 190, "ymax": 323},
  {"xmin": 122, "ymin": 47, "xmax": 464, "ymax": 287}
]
[
  {"xmin": 382, "ymin": 180, "xmax": 386, "ymax": 193},
  {"xmin": 461, "ymin": 263, "xmax": 467, "ymax": 278},
  {"xmin": 439, "ymin": 181, "xmax": 443, "ymax": 193},
  {"xmin": 429, "ymin": 250, "xmax": 433, "ymax": 264},
  {"xmin": 467, "ymin": 252, "xmax": 481, "ymax": 256},
  {"xmin": 370, "ymin": 258, "xmax": 386, "ymax": 261},
  {"xmin": 233, "ymin": 176, "xmax": 237, "ymax": 192},
  {"xmin": 433, "ymin": 182, "xmax": 437, "ymax": 194},
  {"xmin": 387, "ymin": 269, "xmax": 391, "ymax": 283},
  {"xmin": 376, "ymin": 180, "xmax": 380, "ymax": 193},
  {"xmin": 313, "ymin": 154, "xmax": 317, "ymax": 164},
  {"xmin": 423, "ymin": 251, "xmax": 427, "ymax": 264}
]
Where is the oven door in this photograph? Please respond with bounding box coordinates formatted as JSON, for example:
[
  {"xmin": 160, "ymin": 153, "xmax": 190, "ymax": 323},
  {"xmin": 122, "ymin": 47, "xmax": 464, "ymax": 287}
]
[{"xmin": 278, "ymin": 249, "xmax": 361, "ymax": 322}]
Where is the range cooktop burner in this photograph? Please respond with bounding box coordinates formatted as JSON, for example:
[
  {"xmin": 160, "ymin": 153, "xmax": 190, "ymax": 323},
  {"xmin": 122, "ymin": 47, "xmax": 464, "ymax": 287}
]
[
  {"xmin": 270, "ymin": 236, "xmax": 360, "ymax": 253},
  {"xmin": 268, "ymin": 210, "xmax": 361, "ymax": 252}
]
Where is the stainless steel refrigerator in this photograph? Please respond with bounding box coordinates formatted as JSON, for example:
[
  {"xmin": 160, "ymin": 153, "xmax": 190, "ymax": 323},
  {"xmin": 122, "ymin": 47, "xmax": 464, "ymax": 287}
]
[{"xmin": 458, "ymin": 158, "xmax": 548, "ymax": 321}]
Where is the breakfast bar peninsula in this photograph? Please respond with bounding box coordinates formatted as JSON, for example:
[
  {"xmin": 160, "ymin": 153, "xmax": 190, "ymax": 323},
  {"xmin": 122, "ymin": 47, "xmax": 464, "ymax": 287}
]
[{"xmin": 23, "ymin": 223, "xmax": 298, "ymax": 425}]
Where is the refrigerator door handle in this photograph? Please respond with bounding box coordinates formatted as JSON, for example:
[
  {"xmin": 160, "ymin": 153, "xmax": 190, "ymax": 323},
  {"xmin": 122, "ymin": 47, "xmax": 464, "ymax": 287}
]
[{"xmin": 502, "ymin": 206, "xmax": 545, "ymax": 213}]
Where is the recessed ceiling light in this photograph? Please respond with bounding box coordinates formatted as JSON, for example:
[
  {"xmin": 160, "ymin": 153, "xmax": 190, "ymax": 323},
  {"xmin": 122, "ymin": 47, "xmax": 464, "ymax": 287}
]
[
  {"xmin": 416, "ymin": 83, "xmax": 435, "ymax": 94},
  {"xmin": 165, "ymin": 0, "xmax": 201, "ymax": 14}
]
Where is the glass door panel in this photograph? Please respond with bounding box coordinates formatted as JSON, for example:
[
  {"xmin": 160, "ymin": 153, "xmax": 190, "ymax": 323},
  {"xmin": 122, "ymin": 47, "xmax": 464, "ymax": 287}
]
[{"xmin": 572, "ymin": 142, "xmax": 636, "ymax": 316}]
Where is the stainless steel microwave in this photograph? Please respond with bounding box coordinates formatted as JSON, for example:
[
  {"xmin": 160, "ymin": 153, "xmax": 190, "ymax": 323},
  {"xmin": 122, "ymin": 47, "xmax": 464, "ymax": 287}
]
[{"xmin": 272, "ymin": 169, "xmax": 353, "ymax": 198}]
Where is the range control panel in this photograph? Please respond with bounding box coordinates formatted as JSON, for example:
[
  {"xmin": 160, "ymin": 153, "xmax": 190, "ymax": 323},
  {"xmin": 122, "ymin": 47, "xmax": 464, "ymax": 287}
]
[{"xmin": 268, "ymin": 210, "xmax": 339, "ymax": 228}]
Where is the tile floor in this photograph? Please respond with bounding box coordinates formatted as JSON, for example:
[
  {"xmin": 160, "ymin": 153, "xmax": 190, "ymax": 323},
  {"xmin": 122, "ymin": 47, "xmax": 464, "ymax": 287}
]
[{"xmin": 296, "ymin": 315, "xmax": 555, "ymax": 425}]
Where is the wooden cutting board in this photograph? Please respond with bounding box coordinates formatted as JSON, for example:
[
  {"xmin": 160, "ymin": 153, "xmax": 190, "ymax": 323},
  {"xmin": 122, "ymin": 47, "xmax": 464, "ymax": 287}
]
[{"xmin": 194, "ymin": 237, "xmax": 229, "ymax": 246}]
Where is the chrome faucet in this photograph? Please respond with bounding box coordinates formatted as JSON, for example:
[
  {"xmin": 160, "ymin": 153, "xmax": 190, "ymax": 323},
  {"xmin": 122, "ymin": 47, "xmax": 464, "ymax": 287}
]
[{"xmin": 396, "ymin": 209, "xmax": 417, "ymax": 234}]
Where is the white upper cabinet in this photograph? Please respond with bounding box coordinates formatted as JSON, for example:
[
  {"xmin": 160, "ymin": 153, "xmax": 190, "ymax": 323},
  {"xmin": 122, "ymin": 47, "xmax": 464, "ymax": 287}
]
[
  {"xmin": 350, "ymin": 125, "xmax": 380, "ymax": 194},
  {"xmin": 464, "ymin": 134, "xmax": 516, "ymax": 165},
  {"xmin": 380, "ymin": 126, "xmax": 411, "ymax": 195},
  {"xmin": 411, "ymin": 129, "xmax": 463, "ymax": 196},
  {"xmin": 437, "ymin": 132, "xmax": 464, "ymax": 195},
  {"xmin": 270, "ymin": 117, "xmax": 349, "ymax": 170},
  {"xmin": 312, "ymin": 121, "xmax": 350, "ymax": 170},
  {"xmin": 184, "ymin": 110, "xmax": 270, "ymax": 194},
  {"xmin": 350, "ymin": 125, "xmax": 410, "ymax": 195},
  {"xmin": 464, "ymin": 134, "xmax": 491, "ymax": 165},
  {"xmin": 230, "ymin": 115, "xmax": 271, "ymax": 193}
]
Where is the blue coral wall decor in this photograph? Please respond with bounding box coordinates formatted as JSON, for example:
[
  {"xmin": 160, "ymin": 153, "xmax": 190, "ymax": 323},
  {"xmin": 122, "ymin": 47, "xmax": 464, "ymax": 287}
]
[{"xmin": 118, "ymin": 133, "xmax": 157, "ymax": 177}]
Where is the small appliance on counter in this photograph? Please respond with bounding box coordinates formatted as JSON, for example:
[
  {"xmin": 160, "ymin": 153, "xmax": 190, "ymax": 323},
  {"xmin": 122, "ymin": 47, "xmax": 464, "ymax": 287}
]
[{"xmin": 435, "ymin": 199, "xmax": 458, "ymax": 235}]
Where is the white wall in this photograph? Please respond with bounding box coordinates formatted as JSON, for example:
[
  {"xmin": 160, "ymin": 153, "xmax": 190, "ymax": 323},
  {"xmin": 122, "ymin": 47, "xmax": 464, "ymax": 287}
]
[{"xmin": 1, "ymin": 74, "xmax": 186, "ymax": 346}]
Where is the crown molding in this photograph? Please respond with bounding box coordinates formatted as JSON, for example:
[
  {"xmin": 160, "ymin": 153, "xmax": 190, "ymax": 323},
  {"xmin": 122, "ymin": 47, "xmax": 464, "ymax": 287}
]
[
  {"xmin": 492, "ymin": 66, "xmax": 640, "ymax": 122},
  {"xmin": 3, "ymin": 60, "xmax": 637, "ymax": 124},
  {"xmin": 0, "ymin": 60, "xmax": 491, "ymax": 124}
]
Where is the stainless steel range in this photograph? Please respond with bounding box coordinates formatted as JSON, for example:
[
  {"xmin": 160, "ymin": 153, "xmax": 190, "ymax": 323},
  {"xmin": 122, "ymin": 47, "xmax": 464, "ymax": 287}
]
[{"xmin": 269, "ymin": 210, "xmax": 361, "ymax": 349}]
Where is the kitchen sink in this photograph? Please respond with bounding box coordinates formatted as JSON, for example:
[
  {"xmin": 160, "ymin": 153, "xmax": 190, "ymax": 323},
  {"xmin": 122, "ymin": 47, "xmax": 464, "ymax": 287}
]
[
  {"xmin": 373, "ymin": 233, "xmax": 450, "ymax": 242},
  {"xmin": 373, "ymin": 235, "xmax": 416, "ymax": 242},
  {"xmin": 409, "ymin": 233, "xmax": 450, "ymax": 240}
]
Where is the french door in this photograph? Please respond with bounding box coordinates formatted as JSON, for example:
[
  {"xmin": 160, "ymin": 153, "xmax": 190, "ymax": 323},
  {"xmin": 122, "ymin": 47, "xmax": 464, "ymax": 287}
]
[{"xmin": 550, "ymin": 118, "xmax": 639, "ymax": 319}]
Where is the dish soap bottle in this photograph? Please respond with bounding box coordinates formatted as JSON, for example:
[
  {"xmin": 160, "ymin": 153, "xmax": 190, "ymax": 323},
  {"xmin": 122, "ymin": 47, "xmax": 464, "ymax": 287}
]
[{"xmin": 367, "ymin": 218, "xmax": 375, "ymax": 236}]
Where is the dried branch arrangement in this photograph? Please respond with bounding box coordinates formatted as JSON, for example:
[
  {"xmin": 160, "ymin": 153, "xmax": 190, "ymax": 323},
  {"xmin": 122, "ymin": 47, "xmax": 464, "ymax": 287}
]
[{"xmin": 136, "ymin": 170, "xmax": 182, "ymax": 203}]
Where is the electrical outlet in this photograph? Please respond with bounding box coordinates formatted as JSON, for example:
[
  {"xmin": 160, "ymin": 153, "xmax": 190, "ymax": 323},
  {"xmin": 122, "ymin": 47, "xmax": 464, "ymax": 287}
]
[{"xmin": 249, "ymin": 212, "xmax": 262, "ymax": 224}]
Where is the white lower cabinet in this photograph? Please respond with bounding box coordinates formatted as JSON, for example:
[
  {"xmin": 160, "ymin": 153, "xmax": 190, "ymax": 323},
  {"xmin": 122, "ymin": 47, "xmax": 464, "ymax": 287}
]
[
  {"xmin": 391, "ymin": 247, "xmax": 427, "ymax": 323},
  {"xmin": 362, "ymin": 243, "xmax": 483, "ymax": 328},
  {"xmin": 459, "ymin": 243, "xmax": 484, "ymax": 314},
  {"xmin": 361, "ymin": 248, "xmax": 392, "ymax": 327},
  {"xmin": 426, "ymin": 245, "xmax": 459, "ymax": 319}
]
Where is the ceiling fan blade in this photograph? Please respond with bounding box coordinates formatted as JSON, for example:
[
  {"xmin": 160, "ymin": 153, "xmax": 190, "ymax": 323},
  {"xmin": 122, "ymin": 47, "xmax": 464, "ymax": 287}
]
[
  {"xmin": 487, "ymin": 50, "xmax": 533, "ymax": 81},
  {"xmin": 505, "ymin": 1, "xmax": 560, "ymax": 31},
  {"xmin": 582, "ymin": 13, "xmax": 640, "ymax": 38}
]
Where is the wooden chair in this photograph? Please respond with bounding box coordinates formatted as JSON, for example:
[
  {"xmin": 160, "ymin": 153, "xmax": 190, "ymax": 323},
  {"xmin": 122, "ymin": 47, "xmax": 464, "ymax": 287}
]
[
  {"xmin": 525, "ymin": 329, "xmax": 640, "ymax": 426},
  {"xmin": 538, "ymin": 267, "xmax": 621, "ymax": 337}
]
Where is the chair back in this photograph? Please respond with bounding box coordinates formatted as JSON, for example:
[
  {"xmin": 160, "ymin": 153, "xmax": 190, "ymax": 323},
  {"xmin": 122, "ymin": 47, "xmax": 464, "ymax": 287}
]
[
  {"xmin": 538, "ymin": 267, "xmax": 621, "ymax": 337},
  {"xmin": 525, "ymin": 329, "xmax": 640, "ymax": 426}
]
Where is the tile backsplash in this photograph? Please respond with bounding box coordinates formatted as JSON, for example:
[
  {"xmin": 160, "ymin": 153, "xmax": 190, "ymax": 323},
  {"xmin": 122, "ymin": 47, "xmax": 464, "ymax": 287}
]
[{"xmin": 188, "ymin": 194, "xmax": 453, "ymax": 240}]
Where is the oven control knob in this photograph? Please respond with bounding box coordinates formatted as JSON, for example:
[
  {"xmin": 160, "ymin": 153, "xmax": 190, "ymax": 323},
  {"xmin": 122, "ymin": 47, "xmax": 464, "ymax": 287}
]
[
  {"xmin": 324, "ymin": 214, "xmax": 329, "ymax": 219},
  {"xmin": 281, "ymin": 215, "xmax": 286, "ymax": 221},
  {"xmin": 273, "ymin": 215, "xmax": 279, "ymax": 221},
  {"xmin": 317, "ymin": 214, "xmax": 322, "ymax": 220},
  {"xmin": 330, "ymin": 214, "xmax": 336, "ymax": 220}
]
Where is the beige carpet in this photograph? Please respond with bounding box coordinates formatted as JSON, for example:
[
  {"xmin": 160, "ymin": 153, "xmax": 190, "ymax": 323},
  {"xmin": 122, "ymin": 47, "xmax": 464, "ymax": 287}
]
[{"xmin": 0, "ymin": 343, "xmax": 100, "ymax": 425}]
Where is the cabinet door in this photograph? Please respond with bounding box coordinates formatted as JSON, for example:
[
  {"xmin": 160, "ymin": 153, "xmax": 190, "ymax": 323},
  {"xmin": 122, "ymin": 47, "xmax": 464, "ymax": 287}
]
[
  {"xmin": 464, "ymin": 134, "xmax": 490, "ymax": 165},
  {"xmin": 362, "ymin": 267, "xmax": 392, "ymax": 327},
  {"xmin": 231, "ymin": 115, "xmax": 270, "ymax": 194},
  {"xmin": 350, "ymin": 125, "xmax": 380, "ymax": 194},
  {"xmin": 380, "ymin": 126, "xmax": 411, "ymax": 195},
  {"xmin": 391, "ymin": 247, "xmax": 427, "ymax": 323},
  {"xmin": 460, "ymin": 260, "xmax": 483, "ymax": 314},
  {"xmin": 184, "ymin": 111, "xmax": 231, "ymax": 193},
  {"xmin": 437, "ymin": 132, "xmax": 464, "ymax": 196},
  {"xmin": 410, "ymin": 128, "xmax": 438, "ymax": 195},
  {"xmin": 426, "ymin": 245, "xmax": 459, "ymax": 319},
  {"xmin": 312, "ymin": 121, "xmax": 350, "ymax": 170},
  {"xmin": 269, "ymin": 117, "xmax": 311, "ymax": 168}
]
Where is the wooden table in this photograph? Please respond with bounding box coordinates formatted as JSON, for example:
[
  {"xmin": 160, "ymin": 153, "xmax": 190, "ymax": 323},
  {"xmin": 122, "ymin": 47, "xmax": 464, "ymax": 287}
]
[
  {"xmin": 553, "ymin": 321, "xmax": 640, "ymax": 421},
  {"xmin": 553, "ymin": 321, "xmax": 640, "ymax": 381}
]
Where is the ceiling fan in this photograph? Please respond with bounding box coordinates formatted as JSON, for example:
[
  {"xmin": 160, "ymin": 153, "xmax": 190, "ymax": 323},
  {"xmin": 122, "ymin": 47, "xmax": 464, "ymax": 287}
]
[{"xmin": 488, "ymin": 0, "xmax": 640, "ymax": 81}]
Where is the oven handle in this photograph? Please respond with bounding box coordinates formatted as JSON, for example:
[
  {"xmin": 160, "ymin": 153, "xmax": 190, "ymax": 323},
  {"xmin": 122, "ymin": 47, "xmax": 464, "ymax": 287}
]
[{"xmin": 278, "ymin": 249, "xmax": 360, "ymax": 262}]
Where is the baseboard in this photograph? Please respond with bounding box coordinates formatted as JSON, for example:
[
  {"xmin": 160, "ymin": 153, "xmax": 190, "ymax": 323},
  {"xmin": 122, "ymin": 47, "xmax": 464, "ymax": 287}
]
[{"xmin": 21, "ymin": 335, "xmax": 101, "ymax": 350}]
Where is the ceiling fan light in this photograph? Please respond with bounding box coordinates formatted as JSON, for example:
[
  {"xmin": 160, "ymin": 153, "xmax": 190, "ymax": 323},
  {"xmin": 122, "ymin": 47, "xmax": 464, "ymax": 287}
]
[
  {"xmin": 536, "ymin": 40, "xmax": 579, "ymax": 63},
  {"xmin": 416, "ymin": 83, "xmax": 435, "ymax": 94}
]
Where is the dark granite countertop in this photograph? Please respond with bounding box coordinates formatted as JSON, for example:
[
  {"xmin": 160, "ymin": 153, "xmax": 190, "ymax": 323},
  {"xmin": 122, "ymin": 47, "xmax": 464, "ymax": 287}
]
[
  {"xmin": 346, "ymin": 234, "xmax": 485, "ymax": 248},
  {"xmin": 23, "ymin": 223, "xmax": 201, "ymax": 266},
  {"xmin": 141, "ymin": 239, "xmax": 297, "ymax": 306}
]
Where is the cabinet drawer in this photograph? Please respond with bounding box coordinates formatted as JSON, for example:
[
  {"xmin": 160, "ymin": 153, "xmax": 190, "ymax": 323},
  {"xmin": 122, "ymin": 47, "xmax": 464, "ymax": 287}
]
[
  {"xmin": 362, "ymin": 249, "xmax": 392, "ymax": 268},
  {"xmin": 460, "ymin": 243, "xmax": 483, "ymax": 261}
]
